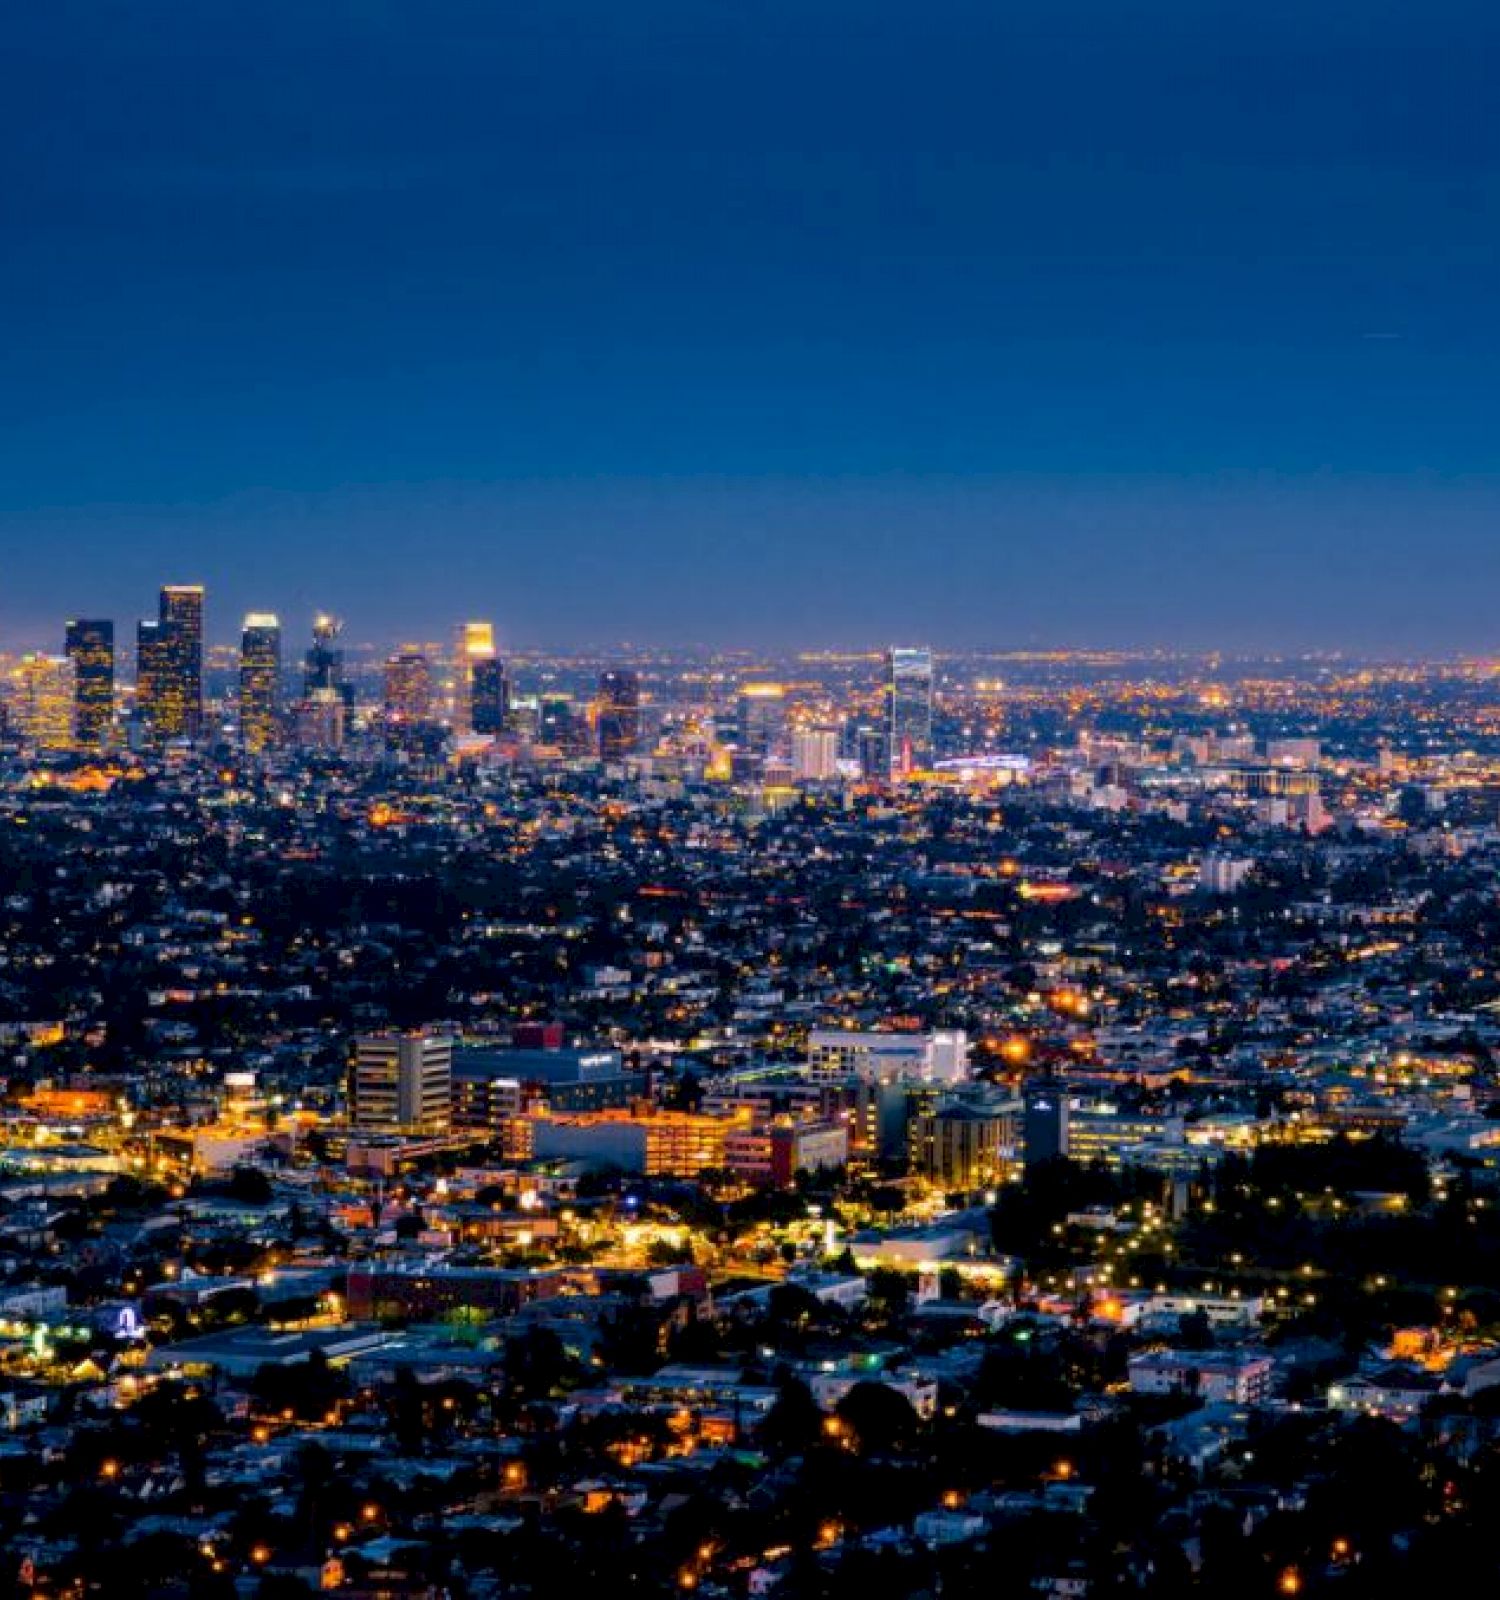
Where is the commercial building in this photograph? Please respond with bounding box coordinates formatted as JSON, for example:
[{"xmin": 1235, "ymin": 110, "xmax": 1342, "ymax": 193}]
[
  {"xmin": 63, "ymin": 619, "xmax": 114, "ymax": 747},
  {"xmin": 791, "ymin": 727, "xmax": 840, "ymax": 781},
  {"xmin": 909, "ymin": 1098, "xmax": 1023, "ymax": 1189},
  {"xmin": 723, "ymin": 1117, "xmax": 850, "ymax": 1187},
  {"xmin": 13, "ymin": 654, "xmax": 76, "ymax": 751},
  {"xmin": 453, "ymin": 621, "xmax": 497, "ymax": 734},
  {"xmin": 702, "ymin": 1071, "xmax": 905, "ymax": 1159},
  {"xmin": 136, "ymin": 585, "xmax": 204, "ymax": 742},
  {"xmin": 807, "ymin": 1027, "xmax": 969, "ymax": 1084},
  {"xmin": 1023, "ymin": 1089, "xmax": 1070, "ymax": 1168},
  {"xmin": 348, "ymin": 1031, "xmax": 454, "ymax": 1133},
  {"xmin": 452, "ymin": 1045, "xmax": 633, "ymax": 1122},
  {"xmin": 470, "ymin": 656, "xmax": 508, "ymax": 735},
  {"xmin": 295, "ymin": 688, "xmax": 346, "ymax": 751},
  {"xmin": 238, "ymin": 613, "xmax": 282, "ymax": 753},
  {"xmin": 736, "ymin": 682, "xmax": 787, "ymax": 758},
  {"xmin": 302, "ymin": 614, "xmax": 352, "ymax": 709},
  {"xmin": 383, "ymin": 650, "xmax": 435, "ymax": 726},
  {"xmin": 597, "ymin": 668, "xmax": 641, "ymax": 760},
  {"xmin": 525, "ymin": 1107, "xmax": 748, "ymax": 1177},
  {"xmin": 346, "ymin": 1264, "xmax": 564, "ymax": 1322},
  {"xmin": 159, "ymin": 584, "xmax": 204, "ymax": 740},
  {"xmin": 1067, "ymin": 1105, "xmax": 1187, "ymax": 1169},
  {"xmin": 886, "ymin": 646, "xmax": 934, "ymax": 776}
]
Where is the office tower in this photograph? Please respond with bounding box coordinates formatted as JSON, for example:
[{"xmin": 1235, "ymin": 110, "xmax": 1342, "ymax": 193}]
[
  {"xmin": 158, "ymin": 585, "xmax": 204, "ymax": 740},
  {"xmin": 909, "ymin": 1098, "xmax": 1022, "ymax": 1189},
  {"xmin": 383, "ymin": 650, "xmax": 434, "ymax": 724},
  {"xmin": 14, "ymin": 654, "xmax": 76, "ymax": 751},
  {"xmin": 136, "ymin": 585, "xmax": 204, "ymax": 742},
  {"xmin": 597, "ymin": 668, "xmax": 641, "ymax": 761},
  {"xmin": 1023, "ymin": 1088, "xmax": 1070, "ymax": 1170},
  {"xmin": 64, "ymin": 618, "xmax": 114, "ymax": 747},
  {"xmin": 135, "ymin": 620, "xmax": 167, "ymax": 740},
  {"xmin": 303, "ymin": 614, "xmax": 353, "ymax": 710},
  {"xmin": 453, "ymin": 621, "xmax": 497, "ymax": 734},
  {"xmin": 348, "ymin": 1031, "xmax": 453, "ymax": 1133},
  {"xmin": 736, "ymin": 682, "xmax": 787, "ymax": 758},
  {"xmin": 886, "ymin": 646, "xmax": 934, "ymax": 776},
  {"xmin": 791, "ymin": 727, "xmax": 840, "ymax": 782},
  {"xmin": 295, "ymin": 689, "xmax": 346, "ymax": 752},
  {"xmin": 238, "ymin": 613, "xmax": 282, "ymax": 753},
  {"xmin": 855, "ymin": 724, "xmax": 890, "ymax": 781},
  {"xmin": 471, "ymin": 656, "xmax": 508, "ymax": 735},
  {"xmin": 540, "ymin": 694, "xmax": 585, "ymax": 751}
]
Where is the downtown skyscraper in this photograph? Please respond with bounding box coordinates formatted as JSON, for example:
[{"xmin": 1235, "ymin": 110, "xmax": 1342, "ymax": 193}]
[
  {"xmin": 63, "ymin": 618, "xmax": 114, "ymax": 747},
  {"xmin": 453, "ymin": 621, "xmax": 500, "ymax": 735},
  {"xmin": 14, "ymin": 654, "xmax": 76, "ymax": 751},
  {"xmin": 136, "ymin": 585, "xmax": 204, "ymax": 743},
  {"xmin": 597, "ymin": 668, "xmax": 641, "ymax": 761},
  {"xmin": 886, "ymin": 646, "xmax": 934, "ymax": 776},
  {"xmin": 302, "ymin": 614, "xmax": 352, "ymax": 710},
  {"xmin": 239, "ymin": 613, "xmax": 282, "ymax": 753}
]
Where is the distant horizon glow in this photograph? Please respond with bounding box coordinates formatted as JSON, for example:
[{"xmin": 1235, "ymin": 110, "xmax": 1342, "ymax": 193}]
[{"xmin": 5, "ymin": 4, "xmax": 1498, "ymax": 652}]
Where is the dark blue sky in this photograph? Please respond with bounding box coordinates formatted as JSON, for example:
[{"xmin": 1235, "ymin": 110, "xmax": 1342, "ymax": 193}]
[{"xmin": 4, "ymin": 1, "xmax": 1499, "ymax": 652}]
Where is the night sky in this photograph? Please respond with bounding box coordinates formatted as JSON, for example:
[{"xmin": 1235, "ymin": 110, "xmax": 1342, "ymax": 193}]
[{"xmin": 4, "ymin": 1, "xmax": 1499, "ymax": 652}]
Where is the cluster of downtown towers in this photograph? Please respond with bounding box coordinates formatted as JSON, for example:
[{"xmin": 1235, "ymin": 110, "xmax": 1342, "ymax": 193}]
[
  {"xmin": 41, "ymin": 589, "xmax": 937, "ymax": 774},
  {"xmin": 54, "ymin": 592, "xmax": 509, "ymax": 756}
]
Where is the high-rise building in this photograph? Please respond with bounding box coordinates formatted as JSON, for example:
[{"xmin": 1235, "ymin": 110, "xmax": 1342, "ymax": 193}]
[
  {"xmin": 540, "ymin": 694, "xmax": 589, "ymax": 753},
  {"xmin": 135, "ymin": 620, "xmax": 167, "ymax": 740},
  {"xmin": 158, "ymin": 585, "xmax": 204, "ymax": 740},
  {"xmin": 1023, "ymin": 1088, "xmax": 1070, "ymax": 1169},
  {"xmin": 453, "ymin": 621, "xmax": 497, "ymax": 734},
  {"xmin": 886, "ymin": 646, "xmax": 934, "ymax": 776},
  {"xmin": 471, "ymin": 656, "xmax": 509, "ymax": 735},
  {"xmin": 383, "ymin": 650, "xmax": 435, "ymax": 725},
  {"xmin": 295, "ymin": 689, "xmax": 346, "ymax": 752},
  {"xmin": 14, "ymin": 654, "xmax": 76, "ymax": 751},
  {"xmin": 137, "ymin": 585, "xmax": 204, "ymax": 742},
  {"xmin": 736, "ymin": 682, "xmax": 787, "ymax": 758},
  {"xmin": 64, "ymin": 619, "xmax": 114, "ymax": 747},
  {"xmin": 791, "ymin": 727, "xmax": 840, "ymax": 782},
  {"xmin": 238, "ymin": 613, "xmax": 282, "ymax": 753},
  {"xmin": 348, "ymin": 1031, "xmax": 453, "ymax": 1133},
  {"xmin": 597, "ymin": 668, "xmax": 641, "ymax": 761},
  {"xmin": 303, "ymin": 614, "xmax": 352, "ymax": 710},
  {"xmin": 909, "ymin": 1098, "xmax": 1022, "ymax": 1190},
  {"xmin": 854, "ymin": 723, "xmax": 890, "ymax": 781}
]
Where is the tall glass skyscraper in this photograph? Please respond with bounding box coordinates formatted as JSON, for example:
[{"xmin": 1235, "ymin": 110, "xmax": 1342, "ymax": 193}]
[
  {"xmin": 135, "ymin": 619, "xmax": 166, "ymax": 742},
  {"xmin": 239, "ymin": 613, "xmax": 282, "ymax": 753},
  {"xmin": 454, "ymin": 621, "xmax": 497, "ymax": 734},
  {"xmin": 886, "ymin": 646, "xmax": 934, "ymax": 776},
  {"xmin": 471, "ymin": 656, "xmax": 509, "ymax": 735},
  {"xmin": 64, "ymin": 618, "xmax": 114, "ymax": 747},
  {"xmin": 597, "ymin": 668, "xmax": 641, "ymax": 761},
  {"xmin": 16, "ymin": 654, "xmax": 76, "ymax": 751},
  {"xmin": 383, "ymin": 650, "xmax": 435, "ymax": 723},
  {"xmin": 303, "ymin": 614, "xmax": 352, "ymax": 710},
  {"xmin": 137, "ymin": 585, "xmax": 204, "ymax": 742}
]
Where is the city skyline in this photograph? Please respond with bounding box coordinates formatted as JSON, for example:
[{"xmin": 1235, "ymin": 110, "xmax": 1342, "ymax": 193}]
[
  {"xmin": 5, "ymin": 3, "xmax": 1499, "ymax": 652},
  {"xmin": 10, "ymin": 8, "xmax": 1500, "ymax": 1593}
]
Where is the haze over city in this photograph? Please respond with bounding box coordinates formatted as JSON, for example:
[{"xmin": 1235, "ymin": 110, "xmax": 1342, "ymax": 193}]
[
  {"xmin": 12, "ymin": 7, "xmax": 1500, "ymax": 1597},
  {"xmin": 5, "ymin": 1, "xmax": 1499, "ymax": 652}
]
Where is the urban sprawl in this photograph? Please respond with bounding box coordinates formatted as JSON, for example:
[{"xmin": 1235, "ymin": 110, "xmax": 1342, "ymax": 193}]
[{"xmin": 4, "ymin": 590, "xmax": 1500, "ymax": 1597}]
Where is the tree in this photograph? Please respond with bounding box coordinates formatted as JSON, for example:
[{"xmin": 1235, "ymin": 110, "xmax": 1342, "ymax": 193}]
[
  {"xmin": 759, "ymin": 1373, "xmax": 825, "ymax": 1459},
  {"xmin": 226, "ymin": 1166, "xmax": 274, "ymax": 1205},
  {"xmin": 834, "ymin": 1382, "xmax": 921, "ymax": 1457},
  {"xmin": 249, "ymin": 1350, "xmax": 350, "ymax": 1424}
]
